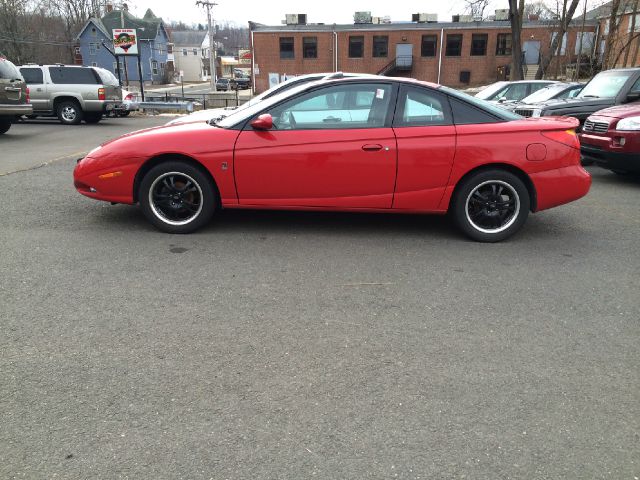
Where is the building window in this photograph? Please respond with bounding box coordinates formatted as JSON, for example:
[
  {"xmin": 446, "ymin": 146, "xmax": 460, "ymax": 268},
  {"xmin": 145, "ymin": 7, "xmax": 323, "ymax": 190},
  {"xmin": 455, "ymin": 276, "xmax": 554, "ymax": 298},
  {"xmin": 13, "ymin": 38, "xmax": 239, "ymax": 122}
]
[
  {"xmin": 471, "ymin": 34, "xmax": 488, "ymax": 56},
  {"xmin": 91, "ymin": 62, "xmax": 97, "ymax": 67},
  {"xmin": 421, "ymin": 35, "xmax": 437, "ymax": 57},
  {"xmin": 349, "ymin": 36, "xmax": 364, "ymax": 58},
  {"xmin": 193, "ymin": 48, "xmax": 198, "ymax": 55},
  {"xmin": 182, "ymin": 48, "xmax": 187, "ymax": 56},
  {"xmin": 74, "ymin": 46, "xmax": 81, "ymax": 55},
  {"xmin": 445, "ymin": 34, "xmax": 463, "ymax": 56},
  {"xmin": 167, "ymin": 45, "xmax": 173, "ymax": 54},
  {"xmin": 280, "ymin": 37, "xmax": 294, "ymax": 59},
  {"xmin": 151, "ymin": 60, "xmax": 158, "ymax": 75},
  {"xmin": 89, "ymin": 43, "xmax": 97, "ymax": 55},
  {"xmin": 372, "ymin": 36, "xmax": 388, "ymax": 57},
  {"xmin": 303, "ymin": 37, "xmax": 317, "ymax": 58},
  {"xmin": 113, "ymin": 61, "xmax": 118, "ymax": 73},
  {"xmin": 91, "ymin": 27, "xmax": 97, "ymax": 37},
  {"xmin": 496, "ymin": 33, "xmax": 512, "ymax": 55}
]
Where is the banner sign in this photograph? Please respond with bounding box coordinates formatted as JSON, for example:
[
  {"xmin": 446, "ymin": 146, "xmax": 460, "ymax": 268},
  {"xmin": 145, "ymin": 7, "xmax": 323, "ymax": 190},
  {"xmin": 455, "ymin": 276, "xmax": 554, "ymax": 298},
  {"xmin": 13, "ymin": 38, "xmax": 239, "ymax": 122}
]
[{"xmin": 113, "ymin": 29, "xmax": 138, "ymax": 55}]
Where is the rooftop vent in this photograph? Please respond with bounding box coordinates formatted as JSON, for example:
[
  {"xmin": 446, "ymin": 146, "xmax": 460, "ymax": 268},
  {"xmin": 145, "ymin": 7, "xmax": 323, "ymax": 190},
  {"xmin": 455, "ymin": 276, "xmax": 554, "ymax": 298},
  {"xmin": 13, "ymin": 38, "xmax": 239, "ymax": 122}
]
[
  {"xmin": 495, "ymin": 9, "xmax": 509, "ymax": 21},
  {"xmin": 452, "ymin": 14, "xmax": 473, "ymax": 22},
  {"xmin": 283, "ymin": 14, "xmax": 307, "ymax": 25},
  {"xmin": 354, "ymin": 11, "xmax": 372, "ymax": 24},
  {"xmin": 412, "ymin": 13, "xmax": 437, "ymax": 23}
]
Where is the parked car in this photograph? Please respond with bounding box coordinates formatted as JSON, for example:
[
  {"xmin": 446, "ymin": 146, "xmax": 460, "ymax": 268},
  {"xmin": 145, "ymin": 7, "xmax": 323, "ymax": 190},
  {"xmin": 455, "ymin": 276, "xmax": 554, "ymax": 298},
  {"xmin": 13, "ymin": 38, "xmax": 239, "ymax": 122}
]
[
  {"xmin": 108, "ymin": 89, "xmax": 139, "ymax": 117},
  {"xmin": 17, "ymin": 64, "xmax": 123, "ymax": 124},
  {"xmin": 475, "ymin": 80, "xmax": 557, "ymax": 104},
  {"xmin": 234, "ymin": 76, "xmax": 251, "ymax": 90},
  {"xmin": 215, "ymin": 78, "xmax": 236, "ymax": 91},
  {"xmin": 512, "ymin": 68, "xmax": 640, "ymax": 121},
  {"xmin": 75, "ymin": 76, "xmax": 590, "ymax": 242},
  {"xmin": 0, "ymin": 57, "xmax": 32, "ymax": 134},
  {"xmin": 166, "ymin": 72, "xmax": 378, "ymax": 126},
  {"xmin": 579, "ymin": 103, "xmax": 640, "ymax": 174},
  {"xmin": 503, "ymin": 82, "xmax": 584, "ymax": 113}
]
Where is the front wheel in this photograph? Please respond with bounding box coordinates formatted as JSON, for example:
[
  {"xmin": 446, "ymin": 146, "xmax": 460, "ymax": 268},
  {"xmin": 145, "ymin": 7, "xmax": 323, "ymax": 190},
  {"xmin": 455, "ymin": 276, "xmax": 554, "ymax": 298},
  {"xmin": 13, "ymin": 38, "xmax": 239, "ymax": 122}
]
[
  {"xmin": 139, "ymin": 161, "xmax": 216, "ymax": 233},
  {"xmin": 451, "ymin": 169, "xmax": 530, "ymax": 242}
]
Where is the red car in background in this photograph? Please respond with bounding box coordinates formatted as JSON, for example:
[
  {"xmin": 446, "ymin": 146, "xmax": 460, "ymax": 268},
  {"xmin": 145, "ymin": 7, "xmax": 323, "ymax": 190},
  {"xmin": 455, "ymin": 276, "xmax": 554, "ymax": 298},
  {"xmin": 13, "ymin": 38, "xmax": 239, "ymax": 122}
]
[
  {"xmin": 74, "ymin": 76, "xmax": 591, "ymax": 242},
  {"xmin": 579, "ymin": 103, "xmax": 640, "ymax": 175}
]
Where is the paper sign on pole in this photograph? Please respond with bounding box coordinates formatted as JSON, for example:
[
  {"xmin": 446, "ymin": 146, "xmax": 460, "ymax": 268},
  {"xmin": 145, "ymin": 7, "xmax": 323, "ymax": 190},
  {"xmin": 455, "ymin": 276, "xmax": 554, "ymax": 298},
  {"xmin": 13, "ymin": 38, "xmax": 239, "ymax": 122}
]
[{"xmin": 113, "ymin": 29, "xmax": 138, "ymax": 55}]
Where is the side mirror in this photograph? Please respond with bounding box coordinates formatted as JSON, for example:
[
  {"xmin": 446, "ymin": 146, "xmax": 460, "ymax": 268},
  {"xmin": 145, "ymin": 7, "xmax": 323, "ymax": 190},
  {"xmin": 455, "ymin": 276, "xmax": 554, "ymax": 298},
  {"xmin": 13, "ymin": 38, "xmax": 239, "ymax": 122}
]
[
  {"xmin": 250, "ymin": 113, "xmax": 273, "ymax": 130},
  {"xmin": 626, "ymin": 91, "xmax": 640, "ymax": 103}
]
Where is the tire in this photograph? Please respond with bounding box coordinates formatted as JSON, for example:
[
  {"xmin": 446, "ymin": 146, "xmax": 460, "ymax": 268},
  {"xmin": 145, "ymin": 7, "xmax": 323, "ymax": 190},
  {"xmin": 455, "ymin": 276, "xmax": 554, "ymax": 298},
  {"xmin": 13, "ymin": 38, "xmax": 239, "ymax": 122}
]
[
  {"xmin": 26, "ymin": 114, "xmax": 38, "ymax": 120},
  {"xmin": 451, "ymin": 169, "xmax": 530, "ymax": 242},
  {"xmin": 57, "ymin": 100, "xmax": 83, "ymax": 125},
  {"xmin": 139, "ymin": 161, "xmax": 216, "ymax": 234},
  {"xmin": 84, "ymin": 112, "xmax": 103, "ymax": 124},
  {"xmin": 0, "ymin": 120, "xmax": 11, "ymax": 134},
  {"xmin": 117, "ymin": 111, "xmax": 130, "ymax": 117}
]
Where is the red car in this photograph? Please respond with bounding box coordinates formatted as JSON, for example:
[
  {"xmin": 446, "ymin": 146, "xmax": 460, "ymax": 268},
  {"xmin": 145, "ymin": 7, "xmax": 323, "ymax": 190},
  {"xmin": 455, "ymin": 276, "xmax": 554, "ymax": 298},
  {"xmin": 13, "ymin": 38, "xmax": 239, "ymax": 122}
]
[
  {"xmin": 579, "ymin": 103, "xmax": 640, "ymax": 175},
  {"xmin": 74, "ymin": 77, "xmax": 591, "ymax": 242}
]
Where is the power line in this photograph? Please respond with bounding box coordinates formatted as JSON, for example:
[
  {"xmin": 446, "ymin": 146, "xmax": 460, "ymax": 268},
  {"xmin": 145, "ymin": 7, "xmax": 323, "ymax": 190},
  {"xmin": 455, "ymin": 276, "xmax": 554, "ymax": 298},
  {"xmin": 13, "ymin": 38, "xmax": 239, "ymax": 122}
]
[{"xmin": 0, "ymin": 36, "xmax": 76, "ymax": 46}]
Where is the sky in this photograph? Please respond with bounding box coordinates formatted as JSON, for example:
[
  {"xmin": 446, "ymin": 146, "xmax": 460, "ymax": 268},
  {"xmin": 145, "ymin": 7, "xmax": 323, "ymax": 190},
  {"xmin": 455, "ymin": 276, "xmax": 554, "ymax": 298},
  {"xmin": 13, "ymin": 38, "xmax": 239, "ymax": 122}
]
[{"xmin": 129, "ymin": 0, "xmax": 505, "ymax": 28}]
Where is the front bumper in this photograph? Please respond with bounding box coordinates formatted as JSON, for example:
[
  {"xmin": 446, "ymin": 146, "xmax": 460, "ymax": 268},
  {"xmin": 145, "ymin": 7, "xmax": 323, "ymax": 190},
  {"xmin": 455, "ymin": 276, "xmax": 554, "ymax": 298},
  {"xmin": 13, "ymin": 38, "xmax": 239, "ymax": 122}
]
[{"xmin": 580, "ymin": 144, "xmax": 640, "ymax": 173}]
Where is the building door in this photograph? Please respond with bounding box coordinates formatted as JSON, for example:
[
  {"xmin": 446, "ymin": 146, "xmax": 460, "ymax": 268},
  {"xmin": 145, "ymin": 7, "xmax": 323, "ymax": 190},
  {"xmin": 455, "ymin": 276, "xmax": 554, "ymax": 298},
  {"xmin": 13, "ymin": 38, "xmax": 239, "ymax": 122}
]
[
  {"xmin": 523, "ymin": 40, "xmax": 541, "ymax": 64},
  {"xmin": 396, "ymin": 43, "xmax": 413, "ymax": 68}
]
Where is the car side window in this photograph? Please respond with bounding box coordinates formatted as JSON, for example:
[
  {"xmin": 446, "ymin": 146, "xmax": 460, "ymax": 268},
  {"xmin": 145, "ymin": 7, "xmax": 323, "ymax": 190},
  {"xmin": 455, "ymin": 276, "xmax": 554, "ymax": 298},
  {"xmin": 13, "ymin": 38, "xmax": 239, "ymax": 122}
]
[
  {"xmin": 528, "ymin": 83, "xmax": 549, "ymax": 96},
  {"xmin": 495, "ymin": 83, "xmax": 528, "ymax": 101},
  {"xmin": 393, "ymin": 86, "xmax": 452, "ymax": 127},
  {"xmin": 266, "ymin": 83, "xmax": 392, "ymax": 130},
  {"xmin": 20, "ymin": 68, "xmax": 44, "ymax": 84},
  {"xmin": 449, "ymin": 97, "xmax": 499, "ymax": 124}
]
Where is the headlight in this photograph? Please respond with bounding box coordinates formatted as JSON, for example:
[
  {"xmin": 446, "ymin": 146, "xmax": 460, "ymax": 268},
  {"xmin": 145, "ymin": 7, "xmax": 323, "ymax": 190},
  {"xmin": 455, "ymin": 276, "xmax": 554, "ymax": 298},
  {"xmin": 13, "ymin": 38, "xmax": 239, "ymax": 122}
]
[{"xmin": 616, "ymin": 116, "xmax": 640, "ymax": 131}]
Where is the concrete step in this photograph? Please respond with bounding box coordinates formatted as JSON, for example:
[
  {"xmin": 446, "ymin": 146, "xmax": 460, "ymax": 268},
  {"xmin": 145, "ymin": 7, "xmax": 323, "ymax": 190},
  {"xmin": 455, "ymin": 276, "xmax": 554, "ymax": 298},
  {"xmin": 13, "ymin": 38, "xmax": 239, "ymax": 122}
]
[{"xmin": 524, "ymin": 64, "xmax": 539, "ymax": 80}]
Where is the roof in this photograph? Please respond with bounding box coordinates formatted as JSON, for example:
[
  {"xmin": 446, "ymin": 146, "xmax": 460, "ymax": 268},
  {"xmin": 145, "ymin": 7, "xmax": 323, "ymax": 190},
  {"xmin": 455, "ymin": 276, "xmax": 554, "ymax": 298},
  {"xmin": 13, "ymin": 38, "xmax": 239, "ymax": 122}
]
[
  {"xmin": 76, "ymin": 9, "xmax": 167, "ymax": 41},
  {"xmin": 171, "ymin": 30, "xmax": 207, "ymax": 46},
  {"xmin": 249, "ymin": 18, "xmax": 597, "ymax": 33},
  {"xmin": 583, "ymin": 0, "xmax": 637, "ymax": 20}
]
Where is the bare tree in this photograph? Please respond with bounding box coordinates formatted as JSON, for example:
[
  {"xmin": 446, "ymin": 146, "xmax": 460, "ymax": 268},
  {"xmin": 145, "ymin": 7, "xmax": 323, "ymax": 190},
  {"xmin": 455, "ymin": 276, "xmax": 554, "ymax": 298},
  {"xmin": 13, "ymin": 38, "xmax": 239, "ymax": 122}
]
[
  {"xmin": 509, "ymin": 0, "xmax": 525, "ymax": 80},
  {"xmin": 464, "ymin": 0, "xmax": 491, "ymax": 19},
  {"xmin": 622, "ymin": 0, "xmax": 639, "ymax": 66},
  {"xmin": 602, "ymin": 0, "xmax": 624, "ymax": 69},
  {"xmin": 535, "ymin": 0, "xmax": 582, "ymax": 79},
  {"xmin": 0, "ymin": 0, "xmax": 38, "ymax": 62}
]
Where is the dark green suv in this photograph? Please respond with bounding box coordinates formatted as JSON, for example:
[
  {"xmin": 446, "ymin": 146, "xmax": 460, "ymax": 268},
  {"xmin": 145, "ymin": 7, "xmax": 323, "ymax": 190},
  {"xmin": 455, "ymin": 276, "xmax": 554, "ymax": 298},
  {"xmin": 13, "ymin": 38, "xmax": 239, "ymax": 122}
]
[{"xmin": 0, "ymin": 57, "xmax": 32, "ymax": 134}]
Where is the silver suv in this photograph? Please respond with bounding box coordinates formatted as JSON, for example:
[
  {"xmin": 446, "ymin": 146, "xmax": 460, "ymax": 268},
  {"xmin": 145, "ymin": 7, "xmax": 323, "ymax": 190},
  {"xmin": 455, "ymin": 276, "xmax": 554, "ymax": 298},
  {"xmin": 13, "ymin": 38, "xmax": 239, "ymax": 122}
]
[
  {"xmin": 0, "ymin": 58, "xmax": 33, "ymax": 134},
  {"xmin": 18, "ymin": 65, "xmax": 122, "ymax": 125}
]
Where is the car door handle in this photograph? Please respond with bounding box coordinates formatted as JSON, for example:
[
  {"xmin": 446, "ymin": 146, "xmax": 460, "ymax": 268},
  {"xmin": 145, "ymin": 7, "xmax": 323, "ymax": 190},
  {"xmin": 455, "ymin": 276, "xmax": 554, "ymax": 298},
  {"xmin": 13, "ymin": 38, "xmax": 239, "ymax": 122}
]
[
  {"xmin": 323, "ymin": 116, "xmax": 341, "ymax": 122},
  {"xmin": 361, "ymin": 144, "xmax": 383, "ymax": 151},
  {"xmin": 5, "ymin": 87, "xmax": 21, "ymax": 92}
]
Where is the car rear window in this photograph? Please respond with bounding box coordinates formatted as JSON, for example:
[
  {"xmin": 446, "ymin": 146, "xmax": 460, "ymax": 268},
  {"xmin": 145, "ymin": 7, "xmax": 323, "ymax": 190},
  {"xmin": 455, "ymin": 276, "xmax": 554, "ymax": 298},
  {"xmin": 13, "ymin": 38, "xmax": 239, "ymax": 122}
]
[
  {"xmin": 20, "ymin": 67, "xmax": 44, "ymax": 84},
  {"xmin": 0, "ymin": 58, "xmax": 22, "ymax": 80},
  {"xmin": 48, "ymin": 67, "xmax": 99, "ymax": 84}
]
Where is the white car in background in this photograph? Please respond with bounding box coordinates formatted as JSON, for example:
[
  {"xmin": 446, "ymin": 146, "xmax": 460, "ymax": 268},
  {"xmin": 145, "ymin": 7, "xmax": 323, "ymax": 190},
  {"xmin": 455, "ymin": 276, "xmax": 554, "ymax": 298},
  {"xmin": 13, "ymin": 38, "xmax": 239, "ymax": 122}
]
[{"xmin": 165, "ymin": 72, "xmax": 377, "ymax": 126}]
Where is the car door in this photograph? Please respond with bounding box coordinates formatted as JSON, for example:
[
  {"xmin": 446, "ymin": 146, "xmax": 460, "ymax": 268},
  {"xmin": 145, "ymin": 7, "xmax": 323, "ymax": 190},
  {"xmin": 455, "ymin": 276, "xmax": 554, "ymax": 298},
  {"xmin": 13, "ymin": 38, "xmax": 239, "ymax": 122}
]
[
  {"xmin": 233, "ymin": 82, "xmax": 398, "ymax": 208},
  {"xmin": 19, "ymin": 67, "xmax": 48, "ymax": 112},
  {"xmin": 391, "ymin": 85, "xmax": 456, "ymax": 211}
]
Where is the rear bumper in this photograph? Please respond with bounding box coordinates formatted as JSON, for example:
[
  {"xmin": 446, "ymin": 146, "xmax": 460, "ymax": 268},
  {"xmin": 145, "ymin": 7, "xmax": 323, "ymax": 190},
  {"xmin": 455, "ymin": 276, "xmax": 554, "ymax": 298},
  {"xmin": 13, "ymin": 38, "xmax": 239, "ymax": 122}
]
[
  {"xmin": 0, "ymin": 103, "xmax": 33, "ymax": 117},
  {"xmin": 530, "ymin": 164, "xmax": 591, "ymax": 212},
  {"xmin": 580, "ymin": 143, "xmax": 640, "ymax": 173}
]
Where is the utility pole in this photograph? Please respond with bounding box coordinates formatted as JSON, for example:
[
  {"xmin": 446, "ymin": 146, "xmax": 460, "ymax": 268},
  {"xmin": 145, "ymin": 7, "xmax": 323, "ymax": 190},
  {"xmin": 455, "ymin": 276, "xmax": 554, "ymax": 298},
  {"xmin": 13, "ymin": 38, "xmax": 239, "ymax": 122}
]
[{"xmin": 196, "ymin": 0, "xmax": 218, "ymax": 92}]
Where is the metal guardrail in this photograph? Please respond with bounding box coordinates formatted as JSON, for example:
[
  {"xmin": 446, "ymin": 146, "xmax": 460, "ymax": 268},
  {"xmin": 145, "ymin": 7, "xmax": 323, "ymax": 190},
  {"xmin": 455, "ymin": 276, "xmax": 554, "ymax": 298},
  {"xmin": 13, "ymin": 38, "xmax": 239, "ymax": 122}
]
[{"xmin": 139, "ymin": 101, "xmax": 194, "ymax": 113}]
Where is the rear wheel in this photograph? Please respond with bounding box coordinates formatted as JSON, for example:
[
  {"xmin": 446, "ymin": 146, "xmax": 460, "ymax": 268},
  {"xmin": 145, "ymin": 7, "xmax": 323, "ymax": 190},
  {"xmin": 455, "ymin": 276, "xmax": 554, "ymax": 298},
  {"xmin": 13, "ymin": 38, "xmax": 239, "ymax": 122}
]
[
  {"xmin": 452, "ymin": 169, "xmax": 530, "ymax": 242},
  {"xmin": 117, "ymin": 111, "xmax": 130, "ymax": 117},
  {"xmin": 0, "ymin": 120, "xmax": 11, "ymax": 134},
  {"xmin": 139, "ymin": 161, "xmax": 216, "ymax": 233},
  {"xmin": 57, "ymin": 100, "xmax": 83, "ymax": 125},
  {"xmin": 84, "ymin": 112, "xmax": 103, "ymax": 124}
]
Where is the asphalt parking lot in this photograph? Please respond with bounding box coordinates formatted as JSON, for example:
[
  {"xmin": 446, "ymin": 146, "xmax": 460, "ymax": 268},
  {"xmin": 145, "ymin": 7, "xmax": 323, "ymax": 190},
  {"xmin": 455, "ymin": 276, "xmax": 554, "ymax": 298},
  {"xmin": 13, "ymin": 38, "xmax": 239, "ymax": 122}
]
[{"xmin": 1, "ymin": 118, "xmax": 639, "ymax": 479}]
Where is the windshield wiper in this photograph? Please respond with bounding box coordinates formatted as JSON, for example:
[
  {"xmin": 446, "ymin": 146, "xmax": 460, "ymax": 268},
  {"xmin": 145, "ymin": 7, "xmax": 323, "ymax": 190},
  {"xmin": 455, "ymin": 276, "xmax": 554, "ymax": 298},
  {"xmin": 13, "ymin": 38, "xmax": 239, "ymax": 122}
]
[{"xmin": 208, "ymin": 113, "xmax": 227, "ymax": 126}]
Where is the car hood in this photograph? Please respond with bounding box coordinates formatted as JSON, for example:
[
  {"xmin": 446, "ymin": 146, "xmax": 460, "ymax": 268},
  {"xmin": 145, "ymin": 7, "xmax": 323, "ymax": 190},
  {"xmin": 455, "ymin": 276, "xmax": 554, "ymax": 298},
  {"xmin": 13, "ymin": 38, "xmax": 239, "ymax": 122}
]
[
  {"xmin": 587, "ymin": 102, "xmax": 640, "ymax": 119},
  {"xmin": 525, "ymin": 97, "xmax": 613, "ymax": 111},
  {"xmin": 165, "ymin": 107, "xmax": 235, "ymax": 126}
]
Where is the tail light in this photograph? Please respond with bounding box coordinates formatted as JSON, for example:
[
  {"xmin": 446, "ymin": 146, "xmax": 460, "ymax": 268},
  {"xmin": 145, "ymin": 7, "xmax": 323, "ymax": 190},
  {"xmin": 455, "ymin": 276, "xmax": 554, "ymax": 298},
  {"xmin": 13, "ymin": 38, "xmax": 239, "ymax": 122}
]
[
  {"xmin": 98, "ymin": 87, "xmax": 105, "ymax": 101},
  {"xmin": 541, "ymin": 129, "xmax": 580, "ymax": 149},
  {"xmin": 124, "ymin": 93, "xmax": 133, "ymax": 101},
  {"xmin": 25, "ymin": 87, "xmax": 30, "ymax": 103}
]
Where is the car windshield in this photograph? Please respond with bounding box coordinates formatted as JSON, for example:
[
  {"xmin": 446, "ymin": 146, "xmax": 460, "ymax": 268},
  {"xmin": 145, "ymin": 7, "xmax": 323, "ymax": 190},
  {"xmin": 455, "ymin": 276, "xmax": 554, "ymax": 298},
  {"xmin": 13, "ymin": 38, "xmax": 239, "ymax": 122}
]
[
  {"xmin": 520, "ymin": 84, "xmax": 570, "ymax": 103},
  {"xmin": 440, "ymin": 86, "xmax": 523, "ymax": 120},
  {"xmin": 578, "ymin": 70, "xmax": 635, "ymax": 99},
  {"xmin": 0, "ymin": 58, "xmax": 23, "ymax": 80},
  {"xmin": 475, "ymin": 82, "xmax": 508, "ymax": 100},
  {"xmin": 95, "ymin": 68, "xmax": 120, "ymax": 86},
  {"xmin": 216, "ymin": 81, "xmax": 326, "ymax": 128}
]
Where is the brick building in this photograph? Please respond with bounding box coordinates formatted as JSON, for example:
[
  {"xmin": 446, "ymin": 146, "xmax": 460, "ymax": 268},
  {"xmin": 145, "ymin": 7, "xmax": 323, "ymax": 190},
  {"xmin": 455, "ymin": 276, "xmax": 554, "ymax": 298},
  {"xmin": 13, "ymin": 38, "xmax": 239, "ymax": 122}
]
[
  {"xmin": 249, "ymin": 13, "xmax": 598, "ymax": 94},
  {"xmin": 585, "ymin": 0, "xmax": 640, "ymax": 68}
]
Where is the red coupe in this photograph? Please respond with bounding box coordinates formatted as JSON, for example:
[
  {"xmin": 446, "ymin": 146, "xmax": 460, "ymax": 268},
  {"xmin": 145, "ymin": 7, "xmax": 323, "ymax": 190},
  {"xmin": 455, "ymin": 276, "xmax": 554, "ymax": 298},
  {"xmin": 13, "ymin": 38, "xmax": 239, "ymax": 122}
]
[{"xmin": 74, "ymin": 76, "xmax": 591, "ymax": 242}]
